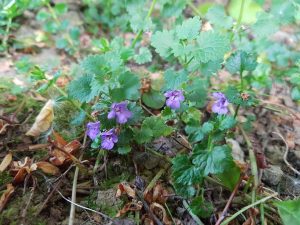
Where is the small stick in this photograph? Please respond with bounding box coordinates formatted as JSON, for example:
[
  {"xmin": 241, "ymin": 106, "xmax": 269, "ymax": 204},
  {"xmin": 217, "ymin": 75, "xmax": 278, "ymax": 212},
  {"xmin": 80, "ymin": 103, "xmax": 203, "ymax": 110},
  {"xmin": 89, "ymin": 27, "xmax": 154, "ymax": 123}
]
[
  {"xmin": 215, "ymin": 176, "xmax": 243, "ymax": 225},
  {"xmin": 272, "ymin": 132, "xmax": 300, "ymax": 176},
  {"xmin": 68, "ymin": 153, "xmax": 83, "ymax": 225}
]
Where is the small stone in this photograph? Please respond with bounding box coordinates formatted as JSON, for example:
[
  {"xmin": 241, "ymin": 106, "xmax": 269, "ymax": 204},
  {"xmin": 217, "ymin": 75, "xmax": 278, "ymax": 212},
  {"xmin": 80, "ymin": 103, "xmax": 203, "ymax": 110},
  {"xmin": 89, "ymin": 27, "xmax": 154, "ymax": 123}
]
[
  {"xmin": 262, "ymin": 165, "xmax": 284, "ymax": 186},
  {"xmin": 227, "ymin": 138, "xmax": 245, "ymax": 163}
]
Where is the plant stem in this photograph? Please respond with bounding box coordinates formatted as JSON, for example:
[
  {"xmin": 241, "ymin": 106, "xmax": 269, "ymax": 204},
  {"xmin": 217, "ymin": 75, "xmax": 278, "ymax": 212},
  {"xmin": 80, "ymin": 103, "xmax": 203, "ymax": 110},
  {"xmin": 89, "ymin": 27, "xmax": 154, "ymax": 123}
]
[
  {"xmin": 3, "ymin": 17, "xmax": 12, "ymax": 50},
  {"xmin": 260, "ymin": 203, "xmax": 265, "ymax": 225},
  {"xmin": 187, "ymin": 1, "xmax": 201, "ymax": 16},
  {"xmin": 207, "ymin": 133, "xmax": 213, "ymax": 151},
  {"xmin": 144, "ymin": 167, "xmax": 167, "ymax": 193},
  {"xmin": 239, "ymin": 68, "xmax": 244, "ymax": 91},
  {"xmin": 233, "ymin": 105, "xmax": 240, "ymax": 119},
  {"xmin": 237, "ymin": 0, "xmax": 246, "ymax": 28},
  {"xmin": 220, "ymin": 193, "xmax": 277, "ymax": 225},
  {"xmin": 131, "ymin": 0, "xmax": 157, "ymax": 48},
  {"xmin": 46, "ymin": 3, "xmax": 75, "ymax": 48}
]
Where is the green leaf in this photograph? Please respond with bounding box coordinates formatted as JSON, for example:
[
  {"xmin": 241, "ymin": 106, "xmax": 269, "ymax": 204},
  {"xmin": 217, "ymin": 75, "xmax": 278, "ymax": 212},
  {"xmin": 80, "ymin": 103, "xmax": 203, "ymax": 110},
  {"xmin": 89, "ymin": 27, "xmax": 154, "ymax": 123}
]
[
  {"xmin": 81, "ymin": 54, "xmax": 107, "ymax": 75},
  {"xmin": 175, "ymin": 16, "xmax": 201, "ymax": 40},
  {"xmin": 117, "ymin": 146, "xmax": 131, "ymax": 155},
  {"xmin": 134, "ymin": 116, "xmax": 173, "ymax": 144},
  {"xmin": 36, "ymin": 10, "xmax": 51, "ymax": 21},
  {"xmin": 291, "ymin": 87, "xmax": 300, "ymax": 101},
  {"xmin": 206, "ymin": 5, "xmax": 233, "ymax": 29},
  {"xmin": 189, "ymin": 130, "xmax": 204, "ymax": 143},
  {"xmin": 163, "ymin": 69, "xmax": 188, "ymax": 91},
  {"xmin": 192, "ymin": 145, "xmax": 234, "ymax": 176},
  {"xmin": 173, "ymin": 183, "xmax": 196, "ymax": 198},
  {"xmin": 202, "ymin": 122, "xmax": 214, "ymax": 134},
  {"xmin": 68, "ymin": 74, "xmax": 97, "ymax": 103},
  {"xmin": 225, "ymin": 51, "xmax": 257, "ymax": 74},
  {"xmin": 134, "ymin": 47, "xmax": 152, "ymax": 64},
  {"xmin": 190, "ymin": 196, "xmax": 213, "ymax": 218},
  {"xmin": 195, "ymin": 31, "xmax": 230, "ymax": 63},
  {"xmin": 172, "ymin": 155, "xmax": 202, "ymax": 185},
  {"xmin": 55, "ymin": 38, "xmax": 68, "ymax": 49},
  {"xmin": 275, "ymin": 199, "xmax": 300, "ymax": 225},
  {"xmin": 110, "ymin": 72, "xmax": 140, "ymax": 101},
  {"xmin": 252, "ymin": 12, "xmax": 279, "ymax": 38},
  {"xmin": 219, "ymin": 116, "xmax": 236, "ymax": 131},
  {"xmin": 54, "ymin": 3, "xmax": 68, "ymax": 15},
  {"xmin": 151, "ymin": 30, "xmax": 176, "ymax": 58},
  {"xmin": 216, "ymin": 165, "xmax": 240, "ymax": 191},
  {"xmin": 30, "ymin": 66, "xmax": 46, "ymax": 80},
  {"xmin": 142, "ymin": 90, "xmax": 165, "ymax": 109}
]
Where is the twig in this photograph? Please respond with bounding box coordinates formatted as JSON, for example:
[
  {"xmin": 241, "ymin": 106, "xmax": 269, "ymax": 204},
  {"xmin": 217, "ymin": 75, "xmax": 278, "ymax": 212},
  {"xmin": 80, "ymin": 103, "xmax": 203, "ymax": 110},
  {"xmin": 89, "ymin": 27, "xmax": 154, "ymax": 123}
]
[
  {"xmin": 220, "ymin": 193, "xmax": 278, "ymax": 225},
  {"xmin": 68, "ymin": 153, "xmax": 83, "ymax": 225},
  {"xmin": 21, "ymin": 176, "xmax": 36, "ymax": 224},
  {"xmin": 144, "ymin": 167, "xmax": 168, "ymax": 194},
  {"xmin": 215, "ymin": 176, "xmax": 243, "ymax": 225},
  {"xmin": 272, "ymin": 132, "xmax": 300, "ymax": 176}
]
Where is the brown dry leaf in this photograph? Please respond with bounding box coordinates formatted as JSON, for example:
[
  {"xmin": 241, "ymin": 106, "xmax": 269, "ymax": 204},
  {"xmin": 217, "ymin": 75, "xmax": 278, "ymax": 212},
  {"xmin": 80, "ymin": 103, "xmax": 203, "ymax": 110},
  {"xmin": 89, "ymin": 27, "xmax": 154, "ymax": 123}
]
[
  {"xmin": 0, "ymin": 183, "xmax": 14, "ymax": 212},
  {"xmin": 49, "ymin": 140, "xmax": 81, "ymax": 166},
  {"xmin": 116, "ymin": 183, "xmax": 136, "ymax": 199},
  {"xmin": 115, "ymin": 201, "xmax": 143, "ymax": 217},
  {"xmin": 0, "ymin": 153, "xmax": 12, "ymax": 172},
  {"xmin": 13, "ymin": 168, "xmax": 28, "ymax": 184},
  {"xmin": 242, "ymin": 208, "xmax": 259, "ymax": 225},
  {"xmin": 36, "ymin": 162, "xmax": 60, "ymax": 176},
  {"xmin": 26, "ymin": 100, "xmax": 54, "ymax": 137},
  {"xmin": 150, "ymin": 202, "xmax": 172, "ymax": 225},
  {"xmin": 53, "ymin": 131, "xmax": 68, "ymax": 147},
  {"xmin": 144, "ymin": 182, "xmax": 169, "ymax": 205}
]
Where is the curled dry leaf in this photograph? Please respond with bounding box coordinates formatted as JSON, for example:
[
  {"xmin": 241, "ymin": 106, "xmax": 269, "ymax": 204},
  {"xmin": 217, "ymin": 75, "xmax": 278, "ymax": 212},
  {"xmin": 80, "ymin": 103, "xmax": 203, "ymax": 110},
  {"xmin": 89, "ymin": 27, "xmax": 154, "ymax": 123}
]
[
  {"xmin": 116, "ymin": 182, "xmax": 136, "ymax": 199},
  {"xmin": 144, "ymin": 182, "xmax": 169, "ymax": 205},
  {"xmin": 0, "ymin": 152, "xmax": 12, "ymax": 172},
  {"xmin": 26, "ymin": 100, "xmax": 54, "ymax": 137},
  {"xmin": 0, "ymin": 183, "xmax": 14, "ymax": 212},
  {"xmin": 49, "ymin": 140, "xmax": 81, "ymax": 166},
  {"xmin": 115, "ymin": 201, "xmax": 143, "ymax": 217},
  {"xmin": 150, "ymin": 202, "xmax": 172, "ymax": 225},
  {"xmin": 35, "ymin": 162, "xmax": 60, "ymax": 176}
]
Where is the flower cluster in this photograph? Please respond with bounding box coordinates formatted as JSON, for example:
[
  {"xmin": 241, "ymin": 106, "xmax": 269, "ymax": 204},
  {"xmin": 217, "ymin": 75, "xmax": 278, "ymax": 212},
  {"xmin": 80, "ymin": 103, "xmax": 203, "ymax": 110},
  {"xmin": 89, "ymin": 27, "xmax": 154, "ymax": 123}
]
[{"xmin": 86, "ymin": 101, "xmax": 132, "ymax": 150}]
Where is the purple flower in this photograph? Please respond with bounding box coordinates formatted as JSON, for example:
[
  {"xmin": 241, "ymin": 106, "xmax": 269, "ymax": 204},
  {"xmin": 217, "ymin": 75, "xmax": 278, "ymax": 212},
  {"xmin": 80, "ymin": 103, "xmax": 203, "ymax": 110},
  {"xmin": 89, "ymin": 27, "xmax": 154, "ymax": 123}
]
[
  {"xmin": 86, "ymin": 121, "xmax": 101, "ymax": 140},
  {"xmin": 164, "ymin": 90, "xmax": 185, "ymax": 109},
  {"xmin": 212, "ymin": 92, "xmax": 229, "ymax": 115},
  {"xmin": 108, "ymin": 101, "xmax": 132, "ymax": 124},
  {"xmin": 101, "ymin": 129, "xmax": 118, "ymax": 150}
]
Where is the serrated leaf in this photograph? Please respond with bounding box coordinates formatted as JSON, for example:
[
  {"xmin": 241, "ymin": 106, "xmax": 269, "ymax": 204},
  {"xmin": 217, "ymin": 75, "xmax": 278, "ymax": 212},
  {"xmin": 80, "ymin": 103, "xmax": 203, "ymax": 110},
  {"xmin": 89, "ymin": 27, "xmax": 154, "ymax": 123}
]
[
  {"xmin": 219, "ymin": 116, "xmax": 236, "ymax": 131},
  {"xmin": 175, "ymin": 16, "xmax": 201, "ymax": 40},
  {"xmin": 134, "ymin": 116, "xmax": 173, "ymax": 144},
  {"xmin": 54, "ymin": 3, "xmax": 68, "ymax": 15},
  {"xmin": 225, "ymin": 51, "xmax": 257, "ymax": 74},
  {"xmin": 81, "ymin": 54, "xmax": 107, "ymax": 75},
  {"xmin": 110, "ymin": 72, "xmax": 140, "ymax": 101},
  {"xmin": 195, "ymin": 31, "xmax": 230, "ymax": 63},
  {"xmin": 172, "ymin": 155, "xmax": 202, "ymax": 185},
  {"xmin": 142, "ymin": 90, "xmax": 165, "ymax": 109},
  {"xmin": 275, "ymin": 199, "xmax": 300, "ymax": 225},
  {"xmin": 252, "ymin": 12, "xmax": 279, "ymax": 38},
  {"xmin": 192, "ymin": 145, "xmax": 234, "ymax": 176},
  {"xmin": 163, "ymin": 69, "xmax": 188, "ymax": 91},
  {"xmin": 206, "ymin": 5, "xmax": 233, "ymax": 29},
  {"xmin": 151, "ymin": 30, "xmax": 176, "ymax": 58},
  {"xmin": 134, "ymin": 47, "xmax": 152, "ymax": 64},
  {"xmin": 68, "ymin": 74, "xmax": 97, "ymax": 103}
]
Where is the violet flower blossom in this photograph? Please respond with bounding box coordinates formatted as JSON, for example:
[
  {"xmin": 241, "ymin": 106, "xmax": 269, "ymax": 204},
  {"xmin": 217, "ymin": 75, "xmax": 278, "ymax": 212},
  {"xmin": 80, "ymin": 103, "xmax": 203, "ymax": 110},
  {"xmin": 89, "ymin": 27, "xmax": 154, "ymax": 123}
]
[
  {"xmin": 86, "ymin": 121, "xmax": 101, "ymax": 140},
  {"xmin": 212, "ymin": 92, "xmax": 229, "ymax": 115},
  {"xmin": 101, "ymin": 129, "xmax": 118, "ymax": 150},
  {"xmin": 108, "ymin": 101, "xmax": 132, "ymax": 124},
  {"xmin": 164, "ymin": 90, "xmax": 185, "ymax": 109}
]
